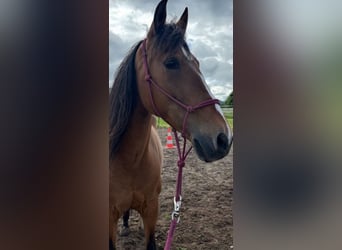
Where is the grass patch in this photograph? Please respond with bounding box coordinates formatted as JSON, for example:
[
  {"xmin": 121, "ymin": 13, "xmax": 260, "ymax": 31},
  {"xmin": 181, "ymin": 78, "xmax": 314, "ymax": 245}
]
[
  {"xmin": 156, "ymin": 117, "xmax": 170, "ymax": 128},
  {"xmin": 227, "ymin": 118, "xmax": 233, "ymax": 129}
]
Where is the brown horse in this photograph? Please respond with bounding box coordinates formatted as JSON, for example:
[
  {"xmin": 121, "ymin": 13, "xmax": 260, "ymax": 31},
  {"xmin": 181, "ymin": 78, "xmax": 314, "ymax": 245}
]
[{"xmin": 109, "ymin": 0, "xmax": 232, "ymax": 249}]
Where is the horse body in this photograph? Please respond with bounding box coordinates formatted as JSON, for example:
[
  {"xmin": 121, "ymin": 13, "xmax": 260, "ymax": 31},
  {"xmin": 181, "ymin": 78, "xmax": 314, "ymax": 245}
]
[
  {"xmin": 109, "ymin": 0, "xmax": 232, "ymax": 249},
  {"xmin": 110, "ymin": 101, "xmax": 162, "ymax": 249}
]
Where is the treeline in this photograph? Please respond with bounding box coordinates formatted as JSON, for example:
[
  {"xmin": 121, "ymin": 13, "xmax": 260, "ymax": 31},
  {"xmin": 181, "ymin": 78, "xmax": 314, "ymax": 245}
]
[{"xmin": 221, "ymin": 91, "xmax": 233, "ymax": 108}]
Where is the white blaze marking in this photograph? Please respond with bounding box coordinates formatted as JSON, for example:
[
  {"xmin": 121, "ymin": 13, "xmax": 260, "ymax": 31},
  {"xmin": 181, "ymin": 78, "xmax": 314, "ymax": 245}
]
[
  {"xmin": 183, "ymin": 45, "xmax": 226, "ymax": 121},
  {"xmin": 181, "ymin": 46, "xmax": 192, "ymax": 61},
  {"xmin": 197, "ymin": 64, "xmax": 225, "ymax": 117}
]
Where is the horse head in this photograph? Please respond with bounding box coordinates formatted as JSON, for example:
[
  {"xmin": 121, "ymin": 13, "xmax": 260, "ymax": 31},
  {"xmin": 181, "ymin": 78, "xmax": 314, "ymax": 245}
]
[{"xmin": 135, "ymin": 0, "xmax": 232, "ymax": 162}]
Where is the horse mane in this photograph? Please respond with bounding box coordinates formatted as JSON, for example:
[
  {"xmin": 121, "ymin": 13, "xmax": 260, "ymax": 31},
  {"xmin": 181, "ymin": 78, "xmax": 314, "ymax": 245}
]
[
  {"xmin": 109, "ymin": 41, "xmax": 142, "ymax": 159},
  {"xmin": 109, "ymin": 23, "xmax": 187, "ymax": 159}
]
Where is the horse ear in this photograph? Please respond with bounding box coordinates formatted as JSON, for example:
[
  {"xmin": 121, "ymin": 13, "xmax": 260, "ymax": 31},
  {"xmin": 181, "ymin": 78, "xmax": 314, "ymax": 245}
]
[
  {"xmin": 148, "ymin": 0, "xmax": 167, "ymax": 38},
  {"xmin": 177, "ymin": 7, "xmax": 188, "ymax": 35}
]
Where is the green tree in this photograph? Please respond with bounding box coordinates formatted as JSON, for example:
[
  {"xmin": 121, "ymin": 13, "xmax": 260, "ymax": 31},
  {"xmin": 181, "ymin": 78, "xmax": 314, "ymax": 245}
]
[{"xmin": 225, "ymin": 91, "xmax": 233, "ymax": 107}]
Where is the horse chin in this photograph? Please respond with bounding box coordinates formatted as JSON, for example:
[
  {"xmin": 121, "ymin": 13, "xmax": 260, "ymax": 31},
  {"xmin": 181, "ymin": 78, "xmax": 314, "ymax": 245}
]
[{"xmin": 192, "ymin": 133, "xmax": 230, "ymax": 163}]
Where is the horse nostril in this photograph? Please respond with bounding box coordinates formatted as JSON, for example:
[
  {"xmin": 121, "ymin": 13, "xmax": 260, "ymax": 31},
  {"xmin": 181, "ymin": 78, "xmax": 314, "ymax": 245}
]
[
  {"xmin": 194, "ymin": 138, "xmax": 205, "ymax": 159},
  {"xmin": 217, "ymin": 133, "xmax": 228, "ymax": 151}
]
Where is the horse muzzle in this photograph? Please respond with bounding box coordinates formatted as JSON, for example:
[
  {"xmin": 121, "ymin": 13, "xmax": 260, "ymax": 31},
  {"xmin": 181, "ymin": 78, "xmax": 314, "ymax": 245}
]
[{"xmin": 192, "ymin": 132, "xmax": 233, "ymax": 162}]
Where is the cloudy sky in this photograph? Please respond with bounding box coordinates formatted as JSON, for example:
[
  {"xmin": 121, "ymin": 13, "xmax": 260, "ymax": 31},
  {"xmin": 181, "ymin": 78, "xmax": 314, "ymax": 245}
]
[{"xmin": 109, "ymin": 0, "xmax": 233, "ymax": 101}]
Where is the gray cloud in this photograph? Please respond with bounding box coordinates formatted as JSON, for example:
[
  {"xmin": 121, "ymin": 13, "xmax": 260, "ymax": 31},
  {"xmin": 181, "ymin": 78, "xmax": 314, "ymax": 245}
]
[
  {"xmin": 191, "ymin": 40, "xmax": 218, "ymax": 59},
  {"xmin": 109, "ymin": 0, "xmax": 233, "ymax": 100},
  {"xmin": 109, "ymin": 31, "xmax": 124, "ymax": 81},
  {"xmin": 202, "ymin": 57, "xmax": 220, "ymax": 74}
]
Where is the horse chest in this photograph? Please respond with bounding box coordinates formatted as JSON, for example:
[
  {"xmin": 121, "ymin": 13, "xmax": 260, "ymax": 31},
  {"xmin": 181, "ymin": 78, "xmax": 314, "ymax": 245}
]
[{"xmin": 110, "ymin": 163, "xmax": 160, "ymax": 205}]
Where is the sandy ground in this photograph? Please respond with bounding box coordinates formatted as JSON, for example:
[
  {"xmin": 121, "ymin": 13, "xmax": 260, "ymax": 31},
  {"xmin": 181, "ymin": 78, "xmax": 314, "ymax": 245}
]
[{"xmin": 116, "ymin": 128, "xmax": 233, "ymax": 250}]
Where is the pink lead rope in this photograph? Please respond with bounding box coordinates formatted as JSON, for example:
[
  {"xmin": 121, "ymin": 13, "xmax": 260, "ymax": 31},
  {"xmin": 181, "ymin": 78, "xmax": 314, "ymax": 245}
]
[
  {"xmin": 141, "ymin": 39, "xmax": 219, "ymax": 250},
  {"xmin": 164, "ymin": 129, "xmax": 192, "ymax": 250}
]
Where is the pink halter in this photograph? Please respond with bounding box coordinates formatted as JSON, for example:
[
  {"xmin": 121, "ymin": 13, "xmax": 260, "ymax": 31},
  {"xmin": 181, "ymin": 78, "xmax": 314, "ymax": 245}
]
[{"xmin": 141, "ymin": 39, "xmax": 219, "ymax": 137}]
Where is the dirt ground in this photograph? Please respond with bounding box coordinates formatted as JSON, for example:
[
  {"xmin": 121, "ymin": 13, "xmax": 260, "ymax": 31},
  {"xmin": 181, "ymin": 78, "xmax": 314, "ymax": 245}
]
[{"xmin": 116, "ymin": 128, "xmax": 233, "ymax": 250}]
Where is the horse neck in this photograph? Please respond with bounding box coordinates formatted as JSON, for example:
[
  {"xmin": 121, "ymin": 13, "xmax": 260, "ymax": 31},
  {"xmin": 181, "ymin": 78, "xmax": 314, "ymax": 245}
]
[{"xmin": 116, "ymin": 98, "xmax": 152, "ymax": 166}]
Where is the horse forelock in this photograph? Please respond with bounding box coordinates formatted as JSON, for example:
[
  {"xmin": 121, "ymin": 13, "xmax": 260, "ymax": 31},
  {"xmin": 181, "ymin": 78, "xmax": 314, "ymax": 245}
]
[
  {"xmin": 151, "ymin": 23, "xmax": 189, "ymax": 54},
  {"xmin": 109, "ymin": 41, "xmax": 143, "ymax": 159}
]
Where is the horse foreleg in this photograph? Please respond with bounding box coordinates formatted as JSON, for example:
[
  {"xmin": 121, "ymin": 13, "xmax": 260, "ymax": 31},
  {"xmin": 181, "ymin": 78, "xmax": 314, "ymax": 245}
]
[
  {"xmin": 120, "ymin": 210, "xmax": 130, "ymax": 236},
  {"xmin": 109, "ymin": 239, "xmax": 115, "ymax": 250},
  {"xmin": 123, "ymin": 210, "xmax": 130, "ymax": 228},
  {"xmin": 141, "ymin": 198, "xmax": 159, "ymax": 250},
  {"xmin": 109, "ymin": 209, "xmax": 119, "ymax": 250}
]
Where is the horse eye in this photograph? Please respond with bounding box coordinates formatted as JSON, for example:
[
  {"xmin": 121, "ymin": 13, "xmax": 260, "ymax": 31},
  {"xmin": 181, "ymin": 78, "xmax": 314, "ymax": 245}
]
[{"xmin": 164, "ymin": 58, "xmax": 179, "ymax": 69}]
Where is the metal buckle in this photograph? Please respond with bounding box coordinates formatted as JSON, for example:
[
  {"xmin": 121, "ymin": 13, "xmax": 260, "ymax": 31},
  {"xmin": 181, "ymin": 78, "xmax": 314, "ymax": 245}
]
[
  {"xmin": 171, "ymin": 211, "xmax": 180, "ymax": 223},
  {"xmin": 171, "ymin": 196, "xmax": 182, "ymax": 223}
]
